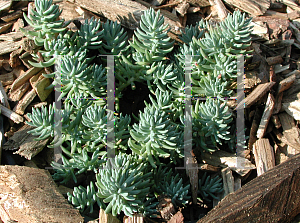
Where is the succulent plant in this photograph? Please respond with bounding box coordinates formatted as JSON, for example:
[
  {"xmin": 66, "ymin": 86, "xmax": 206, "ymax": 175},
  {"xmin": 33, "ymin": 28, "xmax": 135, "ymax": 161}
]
[
  {"xmin": 20, "ymin": 0, "xmax": 70, "ymax": 46},
  {"xmin": 198, "ymin": 172, "xmax": 223, "ymax": 201},
  {"xmin": 96, "ymin": 154, "xmax": 152, "ymax": 217},
  {"xmin": 128, "ymin": 105, "xmax": 180, "ymax": 167},
  {"xmin": 130, "ymin": 8, "xmax": 174, "ymax": 66},
  {"xmin": 24, "ymin": 1, "xmax": 253, "ymax": 218},
  {"xmin": 192, "ymin": 98, "xmax": 233, "ymax": 152},
  {"xmin": 67, "ymin": 181, "xmax": 104, "ymax": 213},
  {"xmin": 154, "ymin": 166, "xmax": 190, "ymax": 207}
]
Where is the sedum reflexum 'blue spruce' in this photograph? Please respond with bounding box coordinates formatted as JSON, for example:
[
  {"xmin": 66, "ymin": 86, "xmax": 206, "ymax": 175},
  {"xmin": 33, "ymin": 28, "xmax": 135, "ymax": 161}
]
[
  {"xmin": 24, "ymin": 0, "xmax": 253, "ymax": 218},
  {"xmin": 128, "ymin": 105, "xmax": 180, "ymax": 167},
  {"xmin": 20, "ymin": 0, "xmax": 70, "ymax": 46},
  {"xmin": 96, "ymin": 154, "xmax": 152, "ymax": 217},
  {"xmin": 198, "ymin": 172, "xmax": 223, "ymax": 201}
]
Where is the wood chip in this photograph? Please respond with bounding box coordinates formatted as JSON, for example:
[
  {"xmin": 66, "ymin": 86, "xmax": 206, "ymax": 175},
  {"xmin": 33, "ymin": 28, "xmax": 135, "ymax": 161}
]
[
  {"xmin": 124, "ymin": 214, "xmax": 144, "ymax": 223},
  {"xmin": 0, "ymin": 165, "xmax": 84, "ymax": 223},
  {"xmin": 12, "ymin": 17, "xmax": 25, "ymax": 32},
  {"xmin": 278, "ymin": 112, "xmax": 300, "ymax": 151},
  {"xmin": 201, "ymin": 150, "xmax": 256, "ymax": 177},
  {"xmin": 1, "ymin": 10, "xmax": 23, "ymax": 22},
  {"xmin": 248, "ymin": 107, "xmax": 262, "ymax": 150},
  {"xmin": 273, "ymin": 92, "xmax": 283, "ymax": 114},
  {"xmin": 157, "ymin": 196, "xmax": 176, "ymax": 221},
  {"xmin": 264, "ymin": 10, "xmax": 288, "ymax": 19},
  {"xmin": 245, "ymin": 71, "xmax": 261, "ymax": 89},
  {"xmin": 8, "ymin": 82, "xmax": 30, "ymax": 102},
  {"xmin": 0, "ymin": 104, "xmax": 23, "ymax": 123},
  {"xmin": 257, "ymin": 93, "xmax": 275, "ymax": 138},
  {"xmin": 222, "ymin": 0, "xmax": 270, "ymax": 16},
  {"xmin": 167, "ymin": 211, "xmax": 184, "ymax": 223},
  {"xmin": 99, "ymin": 208, "xmax": 121, "ymax": 223},
  {"xmin": 9, "ymin": 48, "xmax": 22, "ymax": 68},
  {"xmin": 271, "ymin": 114, "xmax": 281, "ymax": 129},
  {"xmin": 0, "ymin": 0, "xmax": 11, "ymax": 13},
  {"xmin": 0, "ymin": 40, "xmax": 22, "ymax": 56},
  {"xmin": 13, "ymin": 88, "xmax": 37, "ymax": 115},
  {"xmin": 253, "ymin": 138, "xmax": 275, "ymax": 176},
  {"xmin": 30, "ymin": 71, "xmax": 53, "ymax": 102},
  {"xmin": 0, "ymin": 22, "xmax": 13, "ymax": 34},
  {"xmin": 236, "ymin": 82, "xmax": 276, "ymax": 110},
  {"xmin": 74, "ymin": 0, "xmax": 183, "ymax": 34},
  {"xmin": 0, "ymin": 81, "xmax": 10, "ymax": 109},
  {"xmin": 3, "ymin": 124, "xmax": 49, "ymax": 160},
  {"xmin": 175, "ymin": 1, "xmax": 190, "ymax": 17},
  {"xmin": 10, "ymin": 67, "xmax": 42, "ymax": 91},
  {"xmin": 197, "ymin": 153, "xmax": 300, "ymax": 223},
  {"xmin": 266, "ymin": 55, "xmax": 283, "ymax": 65},
  {"xmin": 282, "ymin": 100, "xmax": 300, "ymax": 121},
  {"xmin": 278, "ymin": 74, "xmax": 296, "ymax": 94},
  {"xmin": 221, "ymin": 167, "xmax": 234, "ymax": 197},
  {"xmin": 0, "ymin": 71, "xmax": 14, "ymax": 86},
  {"xmin": 199, "ymin": 163, "xmax": 220, "ymax": 172}
]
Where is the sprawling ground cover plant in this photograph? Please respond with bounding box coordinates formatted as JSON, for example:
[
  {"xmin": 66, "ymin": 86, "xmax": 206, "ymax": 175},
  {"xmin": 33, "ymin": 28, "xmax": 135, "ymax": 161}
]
[{"xmin": 22, "ymin": 0, "xmax": 252, "ymax": 218}]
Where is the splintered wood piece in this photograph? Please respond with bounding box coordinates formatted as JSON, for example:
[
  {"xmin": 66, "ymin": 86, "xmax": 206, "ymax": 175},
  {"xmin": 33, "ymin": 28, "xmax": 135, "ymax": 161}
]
[
  {"xmin": 278, "ymin": 74, "xmax": 296, "ymax": 94},
  {"xmin": 0, "ymin": 165, "xmax": 84, "ymax": 223},
  {"xmin": 9, "ymin": 48, "xmax": 22, "ymax": 68},
  {"xmin": 273, "ymin": 92, "xmax": 283, "ymax": 114},
  {"xmin": 266, "ymin": 55, "xmax": 283, "ymax": 65},
  {"xmin": 13, "ymin": 88, "xmax": 37, "ymax": 115},
  {"xmin": 157, "ymin": 196, "xmax": 176, "ymax": 221},
  {"xmin": 271, "ymin": 114, "xmax": 282, "ymax": 129},
  {"xmin": 0, "ymin": 22, "xmax": 13, "ymax": 34},
  {"xmin": 74, "ymin": 0, "xmax": 183, "ymax": 34},
  {"xmin": 0, "ymin": 82, "xmax": 10, "ymax": 109},
  {"xmin": 3, "ymin": 125, "xmax": 49, "ymax": 160},
  {"xmin": 201, "ymin": 150, "xmax": 256, "ymax": 177},
  {"xmin": 222, "ymin": 0, "xmax": 270, "ymax": 16},
  {"xmin": 12, "ymin": 65, "xmax": 25, "ymax": 78},
  {"xmin": 175, "ymin": 1, "xmax": 190, "ymax": 17},
  {"xmin": 30, "ymin": 71, "xmax": 53, "ymax": 102},
  {"xmin": 221, "ymin": 167, "xmax": 234, "ymax": 197},
  {"xmin": 10, "ymin": 67, "xmax": 42, "ymax": 91},
  {"xmin": 265, "ymin": 10, "xmax": 288, "ymax": 19},
  {"xmin": 99, "ymin": 209, "xmax": 120, "ymax": 223},
  {"xmin": 8, "ymin": 82, "xmax": 30, "ymax": 102},
  {"xmin": 284, "ymin": 79, "xmax": 300, "ymax": 97},
  {"xmin": 278, "ymin": 112, "xmax": 300, "ymax": 151},
  {"xmin": 0, "ymin": 104, "xmax": 23, "ymax": 123},
  {"xmin": 1, "ymin": 9, "xmax": 23, "ymax": 22},
  {"xmin": 124, "ymin": 213, "xmax": 144, "ymax": 223},
  {"xmin": 282, "ymin": 100, "xmax": 300, "ymax": 121},
  {"xmin": 281, "ymin": 0, "xmax": 300, "ymax": 11},
  {"xmin": 12, "ymin": 17, "xmax": 25, "ymax": 32},
  {"xmin": 197, "ymin": 153, "xmax": 300, "ymax": 223},
  {"xmin": 199, "ymin": 163, "xmax": 220, "ymax": 172},
  {"xmin": 210, "ymin": 0, "xmax": 228, "ymax": 20},
  {"xmin": 0, "ymin": 0, "xmax": 12, "ymax": 13},
  {"xmin": 257, "ymin": 93, "xmax": 275, "ymax": 138},
  {"xmin": 167, "ymin": 211, "xmax": 184, "ymax": 223},
  {"xmin": 251, "ymin": 21, "xmax": 268, "ymax": 40},
  {"xmin": 253, "ymin": 138, "xmax": 275, "ymax": 176},
  {"xmin": 236, "ymin": 82, "xmax": 276, "ymax": 110},
  {"xmin": 0, "ymin": 31, "xmax": 24, "ymax": 41},
  {"xmin": 180, "ymin": 0, "xmax": 210, "ymax": 7},
  {"xmin": 0, "ymin": 40, "xmax": 22, "ymax": 56},
  {"xmin": 0, "ymin": 71, "xmax": 14, "ymax": 86}
]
